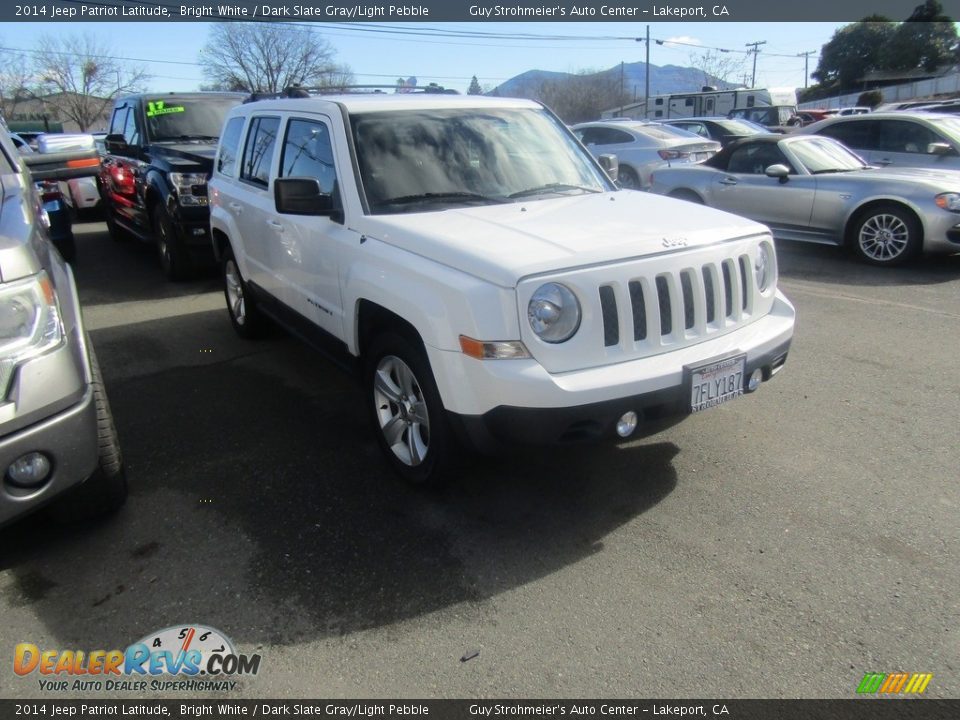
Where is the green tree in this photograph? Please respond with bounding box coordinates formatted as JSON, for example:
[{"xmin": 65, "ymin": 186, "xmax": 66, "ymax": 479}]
[
  {"xmin": 467, "ymin": 75, "xmax": 483, "ymax": 95},
  {"xmin": 886, "ymin": 1, "xmax": 959, "ymax": 71},
  {"xmin": 812, "ymin": 17, "xmax": 896, "ymax": 94}
]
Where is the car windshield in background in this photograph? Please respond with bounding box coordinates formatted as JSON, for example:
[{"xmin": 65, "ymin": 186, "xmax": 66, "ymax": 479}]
[
  {"xmin": 634, "ymin": 124, "xmax": 695, "ymax": 140},
  {"xmin": 350, "ymin": 108, "xmax": 608, "ymax": 214},
  {"xmin": 929, "ymin": 117, "xmax": 960, "ymax": 144},
  {"xmin": 144, "ymin": 98, "xmax": 239, "ymax": 142},
  {"xmin": 788, "ymin": 137, "xmax": 868, "ymax": 174},
  {"xmin": 723, "ymin": 119, "xmax": 767, "ymax": 135}
]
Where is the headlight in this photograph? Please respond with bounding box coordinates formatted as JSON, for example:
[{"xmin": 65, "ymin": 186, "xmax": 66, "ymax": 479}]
[
  {"xmin": 527, "ymin": 283, "xmax": 581, "ymax": 343},
  {"xmin": 935, "ymin": 192, "xmax": 960, "ymax": 213},
  {"xmin": 168, "ymin": 172, "xmax": 209, "ymax": 206},
  {"xmin": 755, "ymin": 242, "xmax": 774, "ymax": 293},
  {"xmin": 0, "ymin": 271, "xmax": 63, "ymax": 396}
]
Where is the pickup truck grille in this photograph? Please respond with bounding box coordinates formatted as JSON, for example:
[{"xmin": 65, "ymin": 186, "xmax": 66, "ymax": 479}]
[{"xmin": 517, "ymin": 236, "xmax": 775, "ymax": 374}]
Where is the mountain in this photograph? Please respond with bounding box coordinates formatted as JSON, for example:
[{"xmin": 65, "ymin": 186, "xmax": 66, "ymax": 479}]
[{"xmin": 492, "ymin": 62, "xmax": 737, "ymax": 100}]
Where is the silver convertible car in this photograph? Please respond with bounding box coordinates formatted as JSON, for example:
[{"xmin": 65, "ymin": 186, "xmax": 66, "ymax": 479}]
[{"xmin": 649, "ymin": 134, "xmax": 960, "ymax": 266}]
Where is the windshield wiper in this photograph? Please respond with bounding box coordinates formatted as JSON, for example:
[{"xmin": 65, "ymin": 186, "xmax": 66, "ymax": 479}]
[
  {"xmin": 377, "ymin": 191, "xmax": 507, "ymax": 206},
  {"xmin": 508, "ymin": 183, "xmax": 601, "ymax": 199},
  {"xmin": 810, "ymin": 168, "xmax": 860, "ymax": 174}
]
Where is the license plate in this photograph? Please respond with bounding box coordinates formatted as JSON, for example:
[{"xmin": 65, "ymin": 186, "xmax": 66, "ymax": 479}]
[{"xmin": 688, "ymin": 355, "xmax": 745, "ymax": 413}]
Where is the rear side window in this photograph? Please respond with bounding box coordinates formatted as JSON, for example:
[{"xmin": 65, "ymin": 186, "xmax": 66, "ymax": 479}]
[
  {"xmin": 817, "ymin": 121, "xmax": 873, "ymax": 150},
  {"xmin": 241, "ymin": 116, "xmax": 280, "ymax": 187},
  {"xmin": 280, "ymin": 119, "xmax": 337, "ymax": 194},
  {"xmin": 217, "ymin": 116, "xmax": 245, "ymax": 178},
  {"xmin": 875, "ymin": 120, "xmax": 941, "ymax": 154}
]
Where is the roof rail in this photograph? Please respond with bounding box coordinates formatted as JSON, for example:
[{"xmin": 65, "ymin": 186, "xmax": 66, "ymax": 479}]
[{"xmin": 243, "ymin": 83, "xmax": 459, "ymax": 103}]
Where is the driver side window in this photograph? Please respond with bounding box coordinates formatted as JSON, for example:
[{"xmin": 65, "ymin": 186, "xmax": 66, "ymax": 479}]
[{"xmin": 726, "ymin": 144, "xmax": 791, "ymax": 174}]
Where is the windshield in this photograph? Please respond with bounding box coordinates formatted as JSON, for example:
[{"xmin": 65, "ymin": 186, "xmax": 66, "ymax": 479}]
[
  {"xmin": 722, "ymin": 119, "xmax": 766, "ymax": 135},
  {"xmin": 350, "ymin": 107, "xmax": 611, "ymax": 214},
  {"xmin": 788, "ymin": 137, "xmax": 868, "ymax": 173},
  {"xmin": 633, "ymin": 124, "xmax": 693, "ymax": 141},
  {"xmin": 144, "ymin": 97, "xmax": 241, "ymax": 142}
]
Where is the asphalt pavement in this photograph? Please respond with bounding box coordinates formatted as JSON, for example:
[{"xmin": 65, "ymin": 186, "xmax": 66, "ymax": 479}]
[{"xmin": 0, "ymin": 221, "xmax": 957, "ymax": 699}]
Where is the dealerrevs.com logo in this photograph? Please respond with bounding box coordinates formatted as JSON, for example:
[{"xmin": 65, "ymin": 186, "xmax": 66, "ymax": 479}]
[{"xmin": 14, "ymin": 625, "xmax": 261, "ymax": 692}]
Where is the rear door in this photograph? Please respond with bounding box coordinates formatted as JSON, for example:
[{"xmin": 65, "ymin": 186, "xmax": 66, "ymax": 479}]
[{"xmin": 870, "ymin": 119, "xmax": 956, "ymax": 169}]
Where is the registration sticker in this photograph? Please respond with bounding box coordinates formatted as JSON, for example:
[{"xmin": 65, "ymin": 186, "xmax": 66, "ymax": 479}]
[{"xmin": 688, "ymin": 354, "xmax": 746, "ymax": 413}]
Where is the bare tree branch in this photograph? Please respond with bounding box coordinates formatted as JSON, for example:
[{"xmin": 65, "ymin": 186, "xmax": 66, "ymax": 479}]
[
  {"xmin": 202, "ymin": 23, "xmax": 352, "ymax": 93},
  {"xmin": 31, "ymin": 33, "xmax": 149, "ymax": 131},
  {"xmin": 0, "ymin": 46, "xmax": 37, "ymax": 118},
  {"xmin": 688, "ymin": 49, "xmax": 745, "ymax": 88}
]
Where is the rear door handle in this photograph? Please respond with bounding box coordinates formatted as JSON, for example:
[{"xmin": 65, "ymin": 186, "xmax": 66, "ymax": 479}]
[
  {"xmin": 267, "ymin": 220, "xmax": 284, "ymax": 233},
  {"xmin": 719, "ymin": 177, "xmax": 738, "ymax": 186}
]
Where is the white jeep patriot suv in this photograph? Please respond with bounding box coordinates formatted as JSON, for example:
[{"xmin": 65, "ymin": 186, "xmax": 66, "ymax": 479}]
[{"xmin": 209, "ymin": 93, "xmax": 795, "ymax": 485}]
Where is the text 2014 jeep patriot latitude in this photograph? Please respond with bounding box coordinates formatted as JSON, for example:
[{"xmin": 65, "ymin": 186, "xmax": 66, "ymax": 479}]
[{"xmin": 209, "ymin": 94, "xmax": 795, "ymax": 485}]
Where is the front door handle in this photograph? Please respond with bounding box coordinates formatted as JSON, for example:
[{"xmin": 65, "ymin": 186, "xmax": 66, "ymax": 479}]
[
  {"xmin": 876, "ymin": 158, "xmax": 892, "ymax": 166},
  {"xmin": 228, "ymin": 202, "xmax": 243, "ymax": 214},
  {"xmin": 267, "ymin": 220, "xmax": 284, "ymax": 233},
  {"xmin": 719, "ymin": 177, "xmax": 738, "ymax": 186}
]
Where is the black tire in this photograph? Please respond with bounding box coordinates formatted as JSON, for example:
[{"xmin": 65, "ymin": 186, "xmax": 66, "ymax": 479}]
[
  {"xmin": 154, "ymin": 207, "xmax": 193, "ymax": 281},
  {"xmin": 365, "ymin": 331, "xmax": 456, "ymax": 488},
  {"xmin": 849, "ymin": 204, "xmax": 921, "ymax": 267},
  {"xmin": 222, "ymin": 245, "xmax": 267, "ymax": 339},
  {"xmin": 617, "ymin": 166, "xmax": 641, "ymax": 190},
  {"xmin": 668, "ymin": 189, "xmax": 704, "ymax": 204},
  {"xmin": 49, "ymin": 342, "xmax": 127, "ymax": 523}
]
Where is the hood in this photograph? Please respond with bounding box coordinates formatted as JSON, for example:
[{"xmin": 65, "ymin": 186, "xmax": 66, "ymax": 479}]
[
  {"xmin": 358, "ymin": 191, "xmax": 767, "ymax": 287},
  {"xmin": 148, "ymin": 142, "xmax": 217, "ymax": 170}
]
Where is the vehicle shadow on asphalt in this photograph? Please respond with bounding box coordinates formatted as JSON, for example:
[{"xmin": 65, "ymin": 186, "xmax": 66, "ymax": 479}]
[
  {"xmin": 776, "ymin": 241, "xmax": 960, "ymax": 287},
  {"xmin": 0, "ymin": 336, "xmax": 679, "ymax": 650}
]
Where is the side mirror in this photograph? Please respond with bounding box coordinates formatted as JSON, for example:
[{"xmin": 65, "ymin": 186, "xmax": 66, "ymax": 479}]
[
  {"xmin": 104, "ymin": 134, "xmax": 130, "ymax": 155},
  {"xmin": 928, "ymin": 142, "xmax": 954, "ymax": 156},
  {"xmin": 765, "ymin": 164, "xmax": 790, "ymax": 182},
  {"xmin": 275, "ymin": 177, "xmax": 339, "ymax": 219},
  {"xmin": 598, "ymin": 154, "xmax": 619, "ymax": 183}
]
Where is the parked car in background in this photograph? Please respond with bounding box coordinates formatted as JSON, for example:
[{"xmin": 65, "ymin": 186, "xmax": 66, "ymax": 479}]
[
  {"xmin": 99, "ymin": 91, "xmax": 246, "ymax": 279},
  {"xmin": 837, "ymin": 107, "xmax": 872, "ymax": 116},
  {"xmin": 659, "ymin": 117, "xmax": 766, "ymax": 147},
  {"xmin": 37, "ymin": 134, "xmax": 103, "ymax": 218},
  {"xmin": 649, "ymin": 134, "xmax": 960, "ymax": 266},
  {"xmin": 572, "ymin": 120, "xmax": 720, "ymax": 189},
  {"xmin": 801, "ymin": 112, "xmax": 960, "ymax": 170},
  {"xmin": 793, "ymin": 110, "xmax": 833, "ymax": 127},
  {"xmin": 912, "ymin": 100, "xmax": 960, "ymax": 115},
  {"xmin": 727, "ymin": 106, "xmax": 799, "ymax": 132},
  {"xmin": 0, "ymin": 128, "xmax": 126, "ymax": 527}
]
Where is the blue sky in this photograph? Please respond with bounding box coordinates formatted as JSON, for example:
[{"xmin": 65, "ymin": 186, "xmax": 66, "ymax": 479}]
[{"xmin": 0, "ymin": 21, "xmax": 886, "ymax": 94}]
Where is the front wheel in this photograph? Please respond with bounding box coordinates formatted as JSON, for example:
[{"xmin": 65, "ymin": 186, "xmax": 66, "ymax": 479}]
[
  {"xmin": 617, "ymin": 166, "xmax": 641, "ymax": 190},
  {"xmin": 365, "ymin": 332, "xmax": 455, "ymax": 487},
  {"xmin": 850, "ymin": 205, "xmax": 921, "ymax": 266},
  {"xmin": 154, "ymin": 208, "xmax": 193, "ymax": 280}
]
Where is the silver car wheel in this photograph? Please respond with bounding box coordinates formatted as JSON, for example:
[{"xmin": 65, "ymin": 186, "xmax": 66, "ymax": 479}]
[
  {"xmin": 858, "ymin": 213, "xmax": 910, "ymax": 262},
  {"xmin": 224, "ymin": 259, "xmax": 246, "ymax": 326},
  {"xmin": 373, "ymin": 355, "xmax": 430, "ymax": 467}
]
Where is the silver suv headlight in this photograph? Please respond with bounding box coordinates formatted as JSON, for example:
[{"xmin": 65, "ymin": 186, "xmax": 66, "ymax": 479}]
[
  {"xmin": 169, "ymin": 172, "xmax": 209, "ymax": 206},
  {"xmin": 527, "ymin": 282, "xmax": 581, "ymax": 343},
  {"xmin": 755, "ymin": 241, "xmax": 775, "ymax": 293},
  {"xmin": 0, "ymin": 271, "xmax": 64, "ymax": 395}
]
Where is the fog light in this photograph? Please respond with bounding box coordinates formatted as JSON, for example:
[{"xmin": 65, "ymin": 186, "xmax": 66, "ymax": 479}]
[
  {"xmin": 7, "ymin": 452, "xmax": 52, "ymax": 487},
  {"xmin": 616, "ymin": 411, "xmax": 639, "ymax": 438},
  {"xmin": 747, "ymin": 368, "xmax": 763, "ymax": 392}
]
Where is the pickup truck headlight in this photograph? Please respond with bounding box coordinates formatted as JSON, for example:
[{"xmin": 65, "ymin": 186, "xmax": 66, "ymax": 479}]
[
  {"xmin": 168, "ymin": 172, "xmax": 209, "ymax": 206},
  {"xmin": 528, "ymin": 282, "xmax": 581, "ymax": 343},
  {"xmin": 0, "ymin": 272, "xmax": 63, "ymax": 395},
  {"xmin": 935, "ymin": 192, "xmax": 960, "ymax": 212}
]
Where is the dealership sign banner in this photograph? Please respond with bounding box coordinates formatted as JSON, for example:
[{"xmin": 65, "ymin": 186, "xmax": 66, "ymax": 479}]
[{"xmin": 1, "ymin": 0, "xmax": 949, "ymax": 22}]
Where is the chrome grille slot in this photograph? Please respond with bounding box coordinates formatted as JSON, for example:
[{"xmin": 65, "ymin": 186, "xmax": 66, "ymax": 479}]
[
  {"xmin": 629, "ymin": 281, "xmax": 647, "ymax": 341},
  {"xmin": 702, "ymin": 266, "xmax": 716, "ymax": 324},
  {"xmin": 738, "ymin": 255, "xmax": 750, "ymax": 312},
  {"xmin": 721, "ymin": 261, "xmax": 734, "ymax": 319},
  {"xmin": 599, "ymin": 285, "xmax": 619, "ymax": 347}
]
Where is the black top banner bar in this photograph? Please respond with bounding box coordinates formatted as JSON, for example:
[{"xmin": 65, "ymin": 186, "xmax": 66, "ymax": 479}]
[
  {"xmin": 0, "ymin": 0, "xmax": 950, "ymax": 22},
  {"xmin": 2, "ymin": 700, "xmax": 960, "ymax": 720}
]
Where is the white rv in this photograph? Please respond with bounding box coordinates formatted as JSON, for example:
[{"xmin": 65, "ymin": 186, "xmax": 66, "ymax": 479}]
[{"xmin": 646, "ymin": 87, "xmax": 797, "ymax": 119}]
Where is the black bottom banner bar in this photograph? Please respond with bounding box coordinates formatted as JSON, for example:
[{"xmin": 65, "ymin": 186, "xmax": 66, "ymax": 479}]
[{"xmin": 2, "ymin": 700, "xmax": 958, "ymax": 720}]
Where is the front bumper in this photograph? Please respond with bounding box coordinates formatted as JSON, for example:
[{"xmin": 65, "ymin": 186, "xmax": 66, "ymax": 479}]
[
  {"xmin": 166, "ymin": 201, "xmax": 214, "ymax": 251},
  {"xmin": 428, "ymin": 290, "xmax": 795, "ymax": 452}
]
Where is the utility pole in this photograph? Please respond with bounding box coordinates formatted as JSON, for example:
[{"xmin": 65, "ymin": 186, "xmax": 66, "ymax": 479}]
[
  {"xmin": 797, "ymin": 51, "xmax": 815, "ymax": 89},
  {"xmin": 636, "ymin": 26, "xmax": 651, "ymax": 119},
  {"xmin": 619, "ymin": 60, "xmax": 625, "ymax": 115},
  {"xmin": 745, "ymin": 40, "xmax": 766, "ymax": 88}
]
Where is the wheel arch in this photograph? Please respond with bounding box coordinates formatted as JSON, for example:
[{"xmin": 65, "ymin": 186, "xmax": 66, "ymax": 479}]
[
  {"xmin": 844, "ymin": 198, "xmax": 925, "ymax": 249},
  {"xmin": 667, "ymin": 187, "xmax": 706, "ymax": 204}
]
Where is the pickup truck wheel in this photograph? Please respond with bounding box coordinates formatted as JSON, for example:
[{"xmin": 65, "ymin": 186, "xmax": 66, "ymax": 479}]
[
  {"xmin": 222, "ymin": 247, "xmax": 266, "ymax": 339},
  {"xmin": 49, "ymin": 342, "xmax": 127, "ymax": 523},
  {"xmin": 154, "ymin": 208, "xmax": 193, "ymax": 281},
  {"xmin": 617, "ymin": 166, "xmax": 641, "ymax": 190},
  {"xmin": 366, "ymin": 333, "xmax": 453, "ymax": 487},
  {"xmin": 851, "ymin": 204, "xmax": 921, "ymax": 266}
]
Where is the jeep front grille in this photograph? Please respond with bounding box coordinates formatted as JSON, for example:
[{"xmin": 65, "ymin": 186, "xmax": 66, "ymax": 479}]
[{"xmin": 599, "ymin": 257, "xmax": 755, "ymax": 349}]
